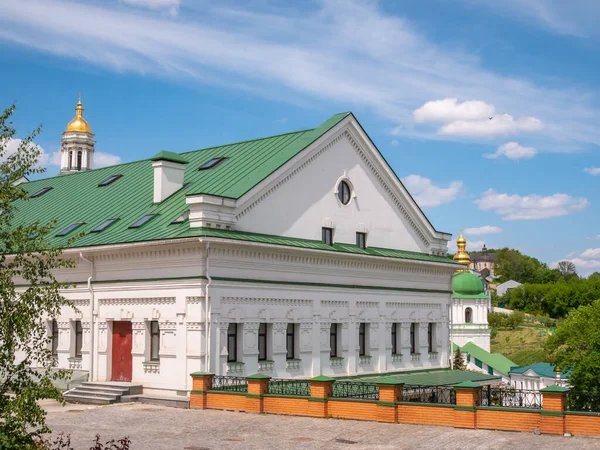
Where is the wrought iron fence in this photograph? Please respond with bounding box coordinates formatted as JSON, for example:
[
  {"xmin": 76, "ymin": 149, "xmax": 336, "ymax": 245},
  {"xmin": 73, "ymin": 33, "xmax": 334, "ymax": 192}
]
[
  {"xmin": 567, "ymin": 391, "xmax": 600, "ymax": 413},
  {"xmin": 480, "ymin": 386, "xmax": 542, "ymax": 409},
  {"xmin": 267, "ymin": 378, "xmax": 311, "ymax": 397},
  {"xmin": 402, "ymin": 386, "xmax": 456, "ymax": 405},
  {"xmin": 210, "ymin": 375, "xmax": 248, "ymax": 393},
  {"xmin": 331, "ymin": 381, "xmax": 379, "ymax": 400}
]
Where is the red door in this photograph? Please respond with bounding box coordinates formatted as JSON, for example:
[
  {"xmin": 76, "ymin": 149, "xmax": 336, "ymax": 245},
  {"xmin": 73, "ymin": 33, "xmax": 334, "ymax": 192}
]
[{"xmin": 111, "ymin": 321, "xmax": 132, "ymax": 382}]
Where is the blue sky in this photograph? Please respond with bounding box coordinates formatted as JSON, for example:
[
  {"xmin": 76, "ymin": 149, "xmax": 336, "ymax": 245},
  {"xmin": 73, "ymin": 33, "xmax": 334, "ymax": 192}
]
[{"xmin": 1, "ymin": 0, "xmax": 599, "ymax": 274}]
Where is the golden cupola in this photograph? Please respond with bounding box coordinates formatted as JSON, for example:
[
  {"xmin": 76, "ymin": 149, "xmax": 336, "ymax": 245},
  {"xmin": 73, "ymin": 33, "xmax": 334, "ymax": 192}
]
[
  {"xmin": 65, "ymin": 99, "xmax": 93, "ymax": 134},
  {"xmin": 453, "ymin": 231, "xmax": 471, "ymax": 271}
]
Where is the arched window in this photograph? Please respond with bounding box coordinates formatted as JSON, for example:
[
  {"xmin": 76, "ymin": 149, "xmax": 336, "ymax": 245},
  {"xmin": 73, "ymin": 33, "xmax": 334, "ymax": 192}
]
[
  {"xmin": 465, "ymin": 307, "xmax": 473, "ymax": 323},
  {"xmin": 77, "ymin": 151, "xmax": 82, "ymax": 170},
  {"xmin": 337, "ymin": 180, "xmax": 351, "ymax": 205},
  {"xmin": 68, "ymin": 151, "xmax": 73, "ymax": 170}
]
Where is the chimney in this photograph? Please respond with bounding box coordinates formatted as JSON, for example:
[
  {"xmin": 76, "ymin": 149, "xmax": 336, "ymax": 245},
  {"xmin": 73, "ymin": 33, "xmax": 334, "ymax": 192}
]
[{"xmin": 150, "ymin": 150, "xmax": 188, "ymax": 203}]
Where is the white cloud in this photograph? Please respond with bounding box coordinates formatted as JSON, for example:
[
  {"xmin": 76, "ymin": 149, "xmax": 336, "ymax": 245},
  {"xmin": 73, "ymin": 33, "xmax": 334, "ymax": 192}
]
[
  {"xmin": 584, "ymin": 167, "xmax": 600, "ymax": 176},
  {"xmin": 401, "ymin": 175, "xmax": 462, "ymax": 208},
  {"xmin": 0, "ymin": 0, "xmax": 598, "ymax": 149},
  {"xmin": 438, "ymin": 113, "xmax": 543, "ymax": 139},
  {"xmin": 413, "ymin": 98, "xmax": 495, "ymax": 124},
  {"xmin": 581, "ymin": 248, "xmax": 600, "ymax": 259},
  {"xmin": 95, "ymin": 152, "xmax": 122, "ymax": 168},
  {"xmin": 587, "ymin": 235, "xmax": 600, "ymax": 240},
  {"xmin": 552, "ymin": 258, "xmax": 600, "ymax": 271},
  {"xmin": 484, "ymin": 142, "xmax": 538, "ymax": 160},
  {"xmin": 475, "ymin": 189, "xmax": 589, "ymax": 220},
  {"xmin": 464, "ymin": 225, "xmax": 503, "ymax": 235},
  {"xmin": 122, "ymin": 0, "xmax": 179, "ymax": 16}
]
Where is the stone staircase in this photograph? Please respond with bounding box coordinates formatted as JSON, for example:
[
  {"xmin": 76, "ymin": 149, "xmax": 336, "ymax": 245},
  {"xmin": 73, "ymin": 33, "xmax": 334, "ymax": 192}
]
[{"xmin": 63, "ymin": 382, "xmax": 143, "ymax": 405}]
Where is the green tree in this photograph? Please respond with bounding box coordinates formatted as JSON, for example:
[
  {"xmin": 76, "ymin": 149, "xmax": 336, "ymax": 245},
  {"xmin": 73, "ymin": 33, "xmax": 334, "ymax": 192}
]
[
  {"xmin": 545, "ymin": 300, "xmax": 600, "ymax": 392},
  {"xmin": 557, "ymin": 260, "xmax": 579, "ymax": 282},
  {"xmin": 588, "ymin": 272, "xmax": 600, "ymax": 281},
  {"xmin": 504, "ymin": 310, "xmax": 525, "ymax": 330},
  {"xmin": 453, "ymin": 347, "xmax": 465, "ymax": 370},
  {"xmin": 0, "ymin": 105, "xmax": 76, "ymax": 448}
]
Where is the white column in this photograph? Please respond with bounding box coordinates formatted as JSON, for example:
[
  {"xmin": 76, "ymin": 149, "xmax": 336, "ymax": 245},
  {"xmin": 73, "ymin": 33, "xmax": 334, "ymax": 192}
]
[
  {"xmin": 217, "ymin": 319, "xmax": 229, "ymax": 376},
  {"xmin": 242, "ymin": 322, "xmax": 259, "ymax": 375},
  {"xmin": 299, "ymin": 321, "xmax": 313, "ymax": 375},
  {"xmin": 400, "ymin": 322, "xmax": 411, "ymax": 362},
  {"xmin": 346, "ymin": 318, "xmax": 357, "ymax": 374},
  {"xmin": 272, "ymin": 322, "xmax": 288, "ymax": 376}
]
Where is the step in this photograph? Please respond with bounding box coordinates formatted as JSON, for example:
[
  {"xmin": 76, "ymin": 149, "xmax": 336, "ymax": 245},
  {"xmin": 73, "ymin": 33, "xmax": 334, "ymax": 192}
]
[
  {"xmin": 80, "ymin": 382, "xmax": 143, "ymax": 395},
  {"xmin": 75, "ymin": 385, "xmax": 130, "ymax": 395},
  {"xmin": 136, "ymin": 395, "xmax": 190, "ymax": 409},
  {"xmin": 68, "ymin": 389, "xmax": 120, "ymax": 400},
  {"xmin": 63, "ymin": 394, "xmax": 116, "ymax": 405}
]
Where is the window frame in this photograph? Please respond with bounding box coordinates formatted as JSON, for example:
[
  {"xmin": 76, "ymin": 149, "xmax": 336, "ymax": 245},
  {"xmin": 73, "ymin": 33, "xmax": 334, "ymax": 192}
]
[
  {"xmin": 258, "ymin": 323, "xmax": 268, "ymax": 361},
  {"xmin": 410, "ymin": 322, "xmax": 417, "ymax": 354},
  {"xmin": 51, "ymin": 319, "xmax": 59, "ymax": 357},
  {"xmin": 198, "ymin": 157, "xmax": 226, "ymax": 170},
  {"xmin": 227, "ymin": 323, "xmax": 238, "ymax": 363},
  {"xmin": 330, "ymin": 323, "xmax": 339, "ymax": 358},
  {"xmin": 356, "ymin": 232, "xmax": 367, "ymax": 249},
  {"xmin": 322, "ymin": 227, "xmax": 333, "ymax": 246},
  {"xmin": 129, "ymin": 214, "xmax": 157, "ymax": 229},
  {"xmin": 56, "ymin": 222, "xmax": 84, "ymax": 237},
  {"xmin": 171, "ymin": 210, "xmax": 190, "ymax": 224},
  {"xmin": 98, "ymin": 174, "xmax": 123, "ymax": 187},
  {"xmin": 91, "ymin": 218, "xmax": 119, "ymax": 232},
  {"xmin": 337, "ymin": 180, "xmax": 351, "ymax": 205},
  {"xmin": 465, "ymin": 307, "xmax": 473, "ymax": 324},
  {"xmin": 358, "ymin": 323, "xmax": 367, "ymax": 356},
  {"xmin": 391, "ymin": 323, "xmax": 398, "ymax": 355},
  {"xmin": 286, "ymin": 323, "xmax": 296, "ymax": 360},
  {"xmin": 75, "ymin": 320, "xmax": 83, "ymax": 358},
  {"xmin": 150, "ymin": 320, "xmax": 160, "ymax": 361},
  {"xmin": 77, "ymin": 150, "xmax": 82, "ymax": 170},
  {"xmin": 428, "ymin": 323, "xmax": 433, "ymax": 354},
  {"xmin": 30, "ymin": 187, "xmax": 53, "ymax": 198}
]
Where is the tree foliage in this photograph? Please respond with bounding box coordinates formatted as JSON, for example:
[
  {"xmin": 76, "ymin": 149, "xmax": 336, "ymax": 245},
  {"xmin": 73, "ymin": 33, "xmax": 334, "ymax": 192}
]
[
  {"xmin": 453, "ymin": 347, "xmax": 465, "ymax": 370},
  {"xmin": 0, "ymin": 105, "xmax": 76, "ymax": 448},
  {"xmin": 476, "ymin": 247, "xmax": 565, "ymax": 284},
  {"xmin": 545, "ymin": 300, "xmax": 600, "ymax": 392},
  {"xmin": 504, "ymin": 278, "xmax": 600, "ymax": 318}
]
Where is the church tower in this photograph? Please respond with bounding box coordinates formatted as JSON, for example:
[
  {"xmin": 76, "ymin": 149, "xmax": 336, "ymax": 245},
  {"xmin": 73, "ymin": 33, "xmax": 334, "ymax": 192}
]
[{"xmin": 60, "ymin": 97, "xmax": 95, "ymax": 175}]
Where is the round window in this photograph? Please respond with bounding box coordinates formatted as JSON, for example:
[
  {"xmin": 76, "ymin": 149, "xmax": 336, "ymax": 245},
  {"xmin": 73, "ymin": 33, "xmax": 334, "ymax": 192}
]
[{"xmin": 338, "ymin": 180, "xmax": 351, "ymax": 205}]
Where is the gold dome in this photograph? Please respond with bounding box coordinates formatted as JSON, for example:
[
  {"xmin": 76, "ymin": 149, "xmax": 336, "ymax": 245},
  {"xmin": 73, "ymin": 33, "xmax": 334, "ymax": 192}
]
[
  {"xmin": 65, "ymin": 99, "xmax": 92, "ymax": 133},
  {"xmin": 453, "ymin": 231, "xmax": 471, "ymax": 271}
]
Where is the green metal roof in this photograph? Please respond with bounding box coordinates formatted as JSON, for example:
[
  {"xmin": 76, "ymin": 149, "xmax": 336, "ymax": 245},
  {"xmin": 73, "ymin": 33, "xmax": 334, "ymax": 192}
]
[
  {"xmin": 459, "ymin": 342, "xmax": 516, "ymax": 375},
  {"xmin": 150, "ymin": 150, "xmax": 189, "ymax": 164},
  {"xmin": 347, "ymin": 369, "xmax": 501, "ymax": 386},
  {"xmin": 8, "ymin": 112, "xmax": 457, "ymax": 267},
  {"xmin": 509, "ymin": 362, "xmax": 569, "ymax": 379},
  {"xmin": 452, "ymin": 271, "xmax": 488, "ymax": 299}
]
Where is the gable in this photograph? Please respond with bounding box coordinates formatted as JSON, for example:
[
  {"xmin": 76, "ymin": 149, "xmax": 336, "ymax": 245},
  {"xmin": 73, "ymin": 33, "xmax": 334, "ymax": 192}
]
[{"xmin": 232, "ymin": 115, "xmax": 450, "ymax": 254}]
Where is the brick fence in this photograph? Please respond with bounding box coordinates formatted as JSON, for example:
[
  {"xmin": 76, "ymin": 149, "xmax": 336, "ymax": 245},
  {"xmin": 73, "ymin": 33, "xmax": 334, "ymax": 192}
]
[{"xmin": 189, "ymin": 373, "xmax": 600, "ymax": 437}]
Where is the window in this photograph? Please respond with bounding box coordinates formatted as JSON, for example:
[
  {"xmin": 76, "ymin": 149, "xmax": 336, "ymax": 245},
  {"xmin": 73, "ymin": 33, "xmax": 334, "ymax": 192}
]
[
  {"xmin": 68, "ymin": 151, "xmax": 73, "ymax": 170},
  {"xmin": 337, "ymin": 180, "xmax": 351, "ymax": 205},
  {"xmin": 286, "ymin": 323, "xmax": 296, "ymax": 360},
  {"xmin": 465, "ymin": 307, "xmax": 473, "ymax": 324},
  {"xmin": 428, "ymin": 323, "xmax": 434, "ymax": 353},
  {"xmin": 56, "ymin": 222, "xmax": 84, "ymax": 237},
  {"xmin": 356, "ymin": 232, "xmax": 367, "ymax": 249},
  {"xmin": 488, "ymin": 366, "xmax": 494, "ymax": 375},
  {"xmin": 171, "ymin": 210, "xmax": 190, "ymax": 224},
  {"xmin": 77, "ymin": 151, "xmax": 82, "ymax": 170},
  {"xmin": 30, "ymin": 187, "xmax": 53, "ymax": 198},
  {"xmin": 129, "ymin": 214, "xmax": 157, "ymax": 228},
  {"xmin": 410, "ymin": 323, "xmax": 417, "ymax": 354},
  {"xmin": 150, "ymin": 321, "xmax": 160, "ymax": 361},
  {"xmin": 330, "ymin": 323, "xmax": 339, "ymax": 358},
  {"xmin": 51, "ymin": 319, "xmax": 58, "ymax": 357},
  {"xmin": 198, "ymin": 157, "xmax": 226, "ymax": 170},
  {"xmin": 322, "ymin": 227, "xmax": 333, "ymax": 245},
  {"xmin": 258, "ymin": 323, "xmax": 268, "ymax": 361},
  {"xmin": 475, "ymin": 358, "xmax": 483, "ymax": 369},
  {"xmin": 75, "ymin": 320, "xmax": 83, "ymax": 357},
  {"xmin": 91, "ymin": 218, "xmax": 118, "ymax": 232},
  {"xmin": 227, "ymin": 323, "xmax": 238, "ymax": 362},
  {"xmin": 358, "ymin": 323, "xmax": 367, "ymax": 356},
  {"xmin": 391, "ymin": 323, "xmax": 398, "ymax": 355},
  {"xmin": 98, "ymin": 174, "xmax": 123, "ymax": 187}
]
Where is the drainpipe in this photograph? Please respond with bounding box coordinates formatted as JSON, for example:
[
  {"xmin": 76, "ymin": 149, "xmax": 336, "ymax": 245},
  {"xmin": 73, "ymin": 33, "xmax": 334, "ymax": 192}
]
[
  {"xmin": 79, "ymin": 252, "xmax": 95, "ymax": 382},
  {"xmin": 449, "ymin": 298, "xmax": 453, "ymax": 370},
  {"xmin": 202, "ymin": 241, "xmax": 212, "ymax": 372}
]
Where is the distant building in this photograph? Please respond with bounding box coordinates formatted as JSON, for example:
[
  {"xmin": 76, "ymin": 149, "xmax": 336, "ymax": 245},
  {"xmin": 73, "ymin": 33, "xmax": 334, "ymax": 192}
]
[
  {"xmin": 496, "ymin": 280, "xmax": 523, "ymax": 297},
  {"xmin": 509, "ymin": 362, "xmax": 569, "ymax": 391},
  {"xmin": 470, "ymin": 244, "xmax": 496, "ymax": 276},
  {"xmin": 455, "ymin": 342, "xmax": 515, "ymax": 383}
]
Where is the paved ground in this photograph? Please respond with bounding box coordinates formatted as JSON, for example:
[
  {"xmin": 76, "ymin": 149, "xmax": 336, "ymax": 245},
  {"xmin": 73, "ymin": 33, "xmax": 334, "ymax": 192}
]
[{"xmin": 43, "ymin": 401, "xmax": 600, "ymax": 450}]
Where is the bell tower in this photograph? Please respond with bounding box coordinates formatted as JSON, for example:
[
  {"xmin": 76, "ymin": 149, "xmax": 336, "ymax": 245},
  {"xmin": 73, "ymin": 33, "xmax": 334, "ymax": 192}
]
[{"xmin": 60, "ymin": 96, "xmax": 95, "ymax": 175}]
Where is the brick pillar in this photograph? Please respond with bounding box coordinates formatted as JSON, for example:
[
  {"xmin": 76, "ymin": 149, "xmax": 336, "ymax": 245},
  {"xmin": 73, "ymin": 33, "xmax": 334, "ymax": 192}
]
[
  {"xmin": 377, "ymin": 377, "xmax": 403, "ymax": 423},
  {"xmin": 540, "ymin": 386, "xmax": 568, "ymax": 435},
  {"xmin": 246, "ymin": 373, "xmax": 270, "ymax": 413},
  {"xmin": 453, "ymin": 381, "xmax": 480, "ymax": 429},
  {"xmin": 309, "ymin": 375, "xmax": 335, "ymax": 418},
  {"xmin": 189, "ymin": 372, "xmax": 214, "ymax": 409}
]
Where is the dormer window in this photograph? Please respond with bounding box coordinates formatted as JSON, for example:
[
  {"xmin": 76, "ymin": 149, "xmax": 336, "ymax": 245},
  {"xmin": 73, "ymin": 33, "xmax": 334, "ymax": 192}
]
[
  {"xmin": 30, "ymin": 187, "xmax": 53, "ymax": 198},
  {"xmin": 356, "ymin": 232, "xmax": 367, "ymax": 249},
  {"xmin": 198, "ymin": 157, "xmax": 226, "ymax": 170},
  {"xmin": 337, "ymin": 180, "xmax": 351, "ymax": 205},
  {"xmin": 322, "ymin": 227, "xmax": 333, "ymax": 246}
]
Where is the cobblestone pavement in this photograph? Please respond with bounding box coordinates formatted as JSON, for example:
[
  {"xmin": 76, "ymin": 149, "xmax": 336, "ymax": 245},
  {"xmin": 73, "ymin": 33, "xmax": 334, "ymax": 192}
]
[{"xmin": 43, "ymin": 401, "xmax": 600, "ymax": 450}]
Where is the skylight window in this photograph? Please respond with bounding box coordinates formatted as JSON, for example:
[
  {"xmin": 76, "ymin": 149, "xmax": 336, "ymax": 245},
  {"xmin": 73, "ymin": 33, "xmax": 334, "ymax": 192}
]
[
  {"xmin": 198, "ymin": 157, "xmax": 226, "ymax": 170},
  {"xmin": 171, "ymin": 210, "xmax": 190, "ymax": 224},
  {"xmin": 56, "ymin": 222, "xmax": 84, "ymax": 237},
  {"xmin": 98, "ymin": 174, "xmax": 123, "ymax": 187},
  {"xmin": 91, "ymin": 218, "xmax": 119, "ymax": 232},
  {"xmin": 30, "ymin": 187, "xmax": 53, "ymax": 198},
  {"xmin": 129, "ymin": 214, "xmax": 157, "ymax": 228}
]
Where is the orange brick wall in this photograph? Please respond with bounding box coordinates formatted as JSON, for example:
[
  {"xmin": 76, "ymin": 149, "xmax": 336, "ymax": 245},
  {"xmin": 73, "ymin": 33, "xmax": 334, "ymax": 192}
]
[
  {"xmin": 397, "ymin": 405, "xmax": 455, "ymax": 427},
  {"xmin": 477, "ymin": 409, "xmax": 540, "ymax": 432},
  {"xmin": 327, "ymin": 400, "xmax": 378, "ymax": 421},
  {"xmin": 543, "ymin": 394, "xmax": 566, "ymax": 412},
  {"xmin": 206, "ymin": 393, "xmax": 248, "ymax": 411},
  {"xmin": 263, "ymin": 397, "xmax": 310, "ymax": 416},
  {"xmin": 565, "ymin": 414, "xmax": 600, "ymax": 437}
]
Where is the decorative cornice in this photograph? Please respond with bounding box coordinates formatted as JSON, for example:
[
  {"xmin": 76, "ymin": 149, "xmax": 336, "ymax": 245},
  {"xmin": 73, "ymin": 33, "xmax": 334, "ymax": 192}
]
[
  {"xmin": 386, "ymin": 302, "xmax": 441, "ymax": 309},
  {"xmin": 357, "ymin": 301, "xmax": 378, "ymax": 309},
  {"xmin": 98, "ymin": 297, "xmax": 176, "ymax": 306},
  {"xmin": 222, "ymin": 297, "xmax": 312, "ymax": 307},
  {"xmin": 321, "ymin": 300, "xmax": 349, "ymax": 308}
]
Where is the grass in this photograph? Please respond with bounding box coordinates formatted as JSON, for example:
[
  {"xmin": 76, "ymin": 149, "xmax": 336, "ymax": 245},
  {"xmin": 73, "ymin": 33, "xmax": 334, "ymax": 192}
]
[{"xmin": 490, "ymin": 327, "xmax": 551, "ymax": 366}]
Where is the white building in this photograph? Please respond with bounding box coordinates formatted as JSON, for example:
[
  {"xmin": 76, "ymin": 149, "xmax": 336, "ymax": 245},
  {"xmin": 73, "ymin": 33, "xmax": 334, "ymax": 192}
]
[
  {"xmin": 496, "ymin": 280, "xmax": 523, "ymax": 298},
  {"xmin": 509, "ymin": 363, "xmax": 568, "ymax": 391},
  {"xmin": 14, "ymin": 102, "xmax": 461, "ymax": 397}
]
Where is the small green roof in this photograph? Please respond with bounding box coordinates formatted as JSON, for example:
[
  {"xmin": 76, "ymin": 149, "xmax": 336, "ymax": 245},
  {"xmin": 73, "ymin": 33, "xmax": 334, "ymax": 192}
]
[
  {"xmin": 459, "ymin": 342, "xmax": 516, "ymax": 375},
  {"xmin": 151, "ymin": 150, "xmax": 189, "ymax": 164},
  {"xmin": 509, "ymin": 362, "xmax": 569, "ymax": 379},
  {"xmin": 452, "ymin": 271, "xmax": 487, "ymax": 299},
  {"xmin": 351, "ymin": 369, "xmax": 500, "ymax": 386}
]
